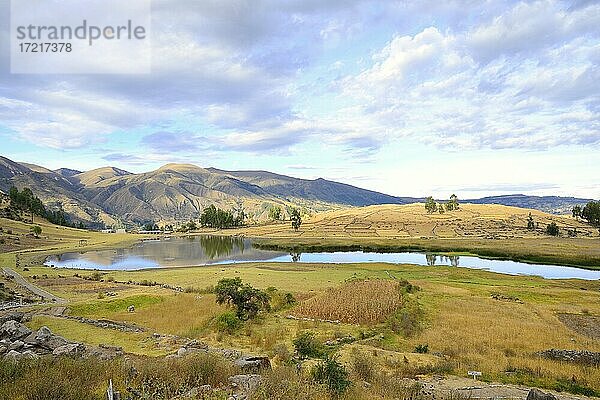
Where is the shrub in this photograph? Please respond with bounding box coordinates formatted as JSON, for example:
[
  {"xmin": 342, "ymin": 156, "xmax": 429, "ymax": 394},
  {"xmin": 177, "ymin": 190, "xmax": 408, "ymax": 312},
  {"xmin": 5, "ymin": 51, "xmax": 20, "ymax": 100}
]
[
  {"xmin": 311, "ymin": 356, "xmax": 351, "ymax": 396},
  {"xmin": 215, "ymin": 312, "xmax": 242, "ymax": 334},
  {"xmin": 293, "ymin": 331, "xmax": 324, "ymax": 359},
  {"xmin": 89, "ymin": 271, "xmax": 102, "ymax": 281},
  {"xmin": 414, "ymin": 344, "xmax": 429, "ymax": 354},
  {"xmin": 388, "ymin": 300, "xmax": 424, "ymax": 337},
  {"xmin": 255, "ymin": 367, "xmax": 328, "ymax": 400},
  {"xmin": 351, "ymin": 349, "xmax": 376, "ymax": 382},
  {"xmin": 546, "ymin": 222, "xmax": 560, "ymax": 236},
  {"xmin": 215, "ymin": 277, "xmax": 270, "ymax": 320}
]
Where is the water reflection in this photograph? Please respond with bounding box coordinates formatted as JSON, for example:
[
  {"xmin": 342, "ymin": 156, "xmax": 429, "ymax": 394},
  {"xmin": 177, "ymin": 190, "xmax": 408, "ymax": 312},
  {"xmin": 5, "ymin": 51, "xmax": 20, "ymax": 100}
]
[
  {"xmin": 426, "ymin": 254, "xmax": 460, "ymax": 267},
  {"xmin": 199, "ymin": 235, "xmax": 245, "ymax": 259}
]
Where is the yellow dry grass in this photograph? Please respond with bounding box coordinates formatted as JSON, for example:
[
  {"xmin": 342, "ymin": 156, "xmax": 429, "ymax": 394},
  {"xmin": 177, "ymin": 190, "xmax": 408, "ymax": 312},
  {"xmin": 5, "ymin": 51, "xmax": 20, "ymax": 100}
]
[{"xmin": 292, "ymin": 279, "xmax": 404, "ymax": 325}]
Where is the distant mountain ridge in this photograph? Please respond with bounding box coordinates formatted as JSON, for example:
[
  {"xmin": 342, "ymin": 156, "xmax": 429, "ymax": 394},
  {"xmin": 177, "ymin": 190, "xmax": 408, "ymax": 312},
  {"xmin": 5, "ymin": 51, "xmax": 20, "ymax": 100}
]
[{"xmin": 0, "ymin": 155, "xmax": 595, "ymax": 227}]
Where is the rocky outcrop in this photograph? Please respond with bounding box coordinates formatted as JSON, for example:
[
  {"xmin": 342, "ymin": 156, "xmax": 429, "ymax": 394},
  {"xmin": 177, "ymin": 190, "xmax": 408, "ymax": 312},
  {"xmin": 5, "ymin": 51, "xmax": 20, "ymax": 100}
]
[
  {"xmin": 228, "ymin": 374, "xmax": 262, "ymax": 400},
  {"xmin": 538, "ymin": 349, "xmax": 600, "ymax": 366},
  {"xmin": 0, "ymin": 316, "xmax": 122, "ymax": 362},
  {"xmin": 526, "ymin": 388, "xmax": 558, "ymax": 400},
  {"xmin": 234, "ymin": 356, "xmax": 271, "ymax": 373}
]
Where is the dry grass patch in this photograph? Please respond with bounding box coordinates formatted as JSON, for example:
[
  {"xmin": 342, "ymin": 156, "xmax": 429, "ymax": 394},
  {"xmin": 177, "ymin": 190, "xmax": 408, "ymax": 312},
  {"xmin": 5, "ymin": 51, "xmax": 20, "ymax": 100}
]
[{"xmin": 292, "ymin": 279, "xmax": 405, "ymax": 325}]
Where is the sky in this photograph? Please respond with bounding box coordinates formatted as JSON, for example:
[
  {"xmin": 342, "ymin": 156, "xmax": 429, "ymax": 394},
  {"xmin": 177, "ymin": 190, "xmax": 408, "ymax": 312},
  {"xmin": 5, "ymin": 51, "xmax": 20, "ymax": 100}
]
[{"xmin": 0, "ymin": 0, "xmax": 599, "ymax": 199}]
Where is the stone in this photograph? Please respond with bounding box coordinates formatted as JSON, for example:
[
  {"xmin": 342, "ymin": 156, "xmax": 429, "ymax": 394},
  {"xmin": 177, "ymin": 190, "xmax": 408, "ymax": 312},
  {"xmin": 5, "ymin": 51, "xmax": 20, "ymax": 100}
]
[
  {"xmin": 526, "ymin": 388, "xmax": 558, "ymax": 400},
  {"xmin": 20, "ymin": 350, "xmax": 38, "ymax": 360},
  {"xmin": 228, "ymin": 375, "xmax": 261, "ymax": 399},
  {"xmin": 53, "ymin": 343, "xmax": 85, "ymax": 357},
  {"xmin": 4, "ymin": 350, "xmax": 21, "ymax": 362},
  {"xmin": 0, "ymin": 312, "xmax": 24, "ymax": 324},
  {"xmin": 177, "ymin": 347, "xmax": 188, "ymax": 357},
  {"xmin": 0, "ymin": 320, "xmax": 32, "ymax": 340},
  {"xmin": 28, "ymin": 326, "xmax": 69, "ymax": 350},
  {"xmin": 0, "ymin": 345, "xmax": 6, "ymax": 355},
  {"xmin": 234, "ymin": 356, "xmax": 271, "ymax": 373},
  {"xmin": 8, "ymin": 340, "xmax": 24, "ymax": 351},
  {"xmin": 127, "ymin": 305, "xmax": 135, "ymax": 313}
]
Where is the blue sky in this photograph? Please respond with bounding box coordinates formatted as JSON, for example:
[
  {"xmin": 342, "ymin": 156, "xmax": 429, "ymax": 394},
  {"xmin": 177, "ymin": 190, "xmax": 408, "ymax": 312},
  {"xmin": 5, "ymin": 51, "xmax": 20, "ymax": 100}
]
[{"xmin": 0, "ymin": 0, "xmax": 598, "ymax": 199}]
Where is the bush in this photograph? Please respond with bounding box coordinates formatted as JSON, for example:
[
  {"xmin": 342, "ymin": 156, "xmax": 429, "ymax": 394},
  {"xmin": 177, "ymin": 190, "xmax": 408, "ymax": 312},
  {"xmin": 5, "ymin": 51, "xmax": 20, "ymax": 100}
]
[
  {"xmin": 546, "ymin": 222, "xmax": 560, "ymax": 236},
  {"xmin": 414, "ymin": 344, "xmax": 429, "ymax": 354},
  {"xmin": 351, "ymin": 349, "xmax": 376, "ymax": 382},
  {"xmin": 255, "ymin": 366, "xmax": 328, "ymax": 400},
  {"xmin": 311, "ymin": 356, "xmax": 351, "ymax": 396},
  {"xmin": 215, "ymin": 312, "xmax": 242, "ymax": 334},
  {"xmin": 89, "ymin": 271, "xmax": 102, "ymax": 281},
  {"xmin": 387, "ymin": 300, "xmax": 424, "ymax": 337},
  {"xmin": 293, "ymin": 331, "xmax": 324, "ymax": 359}
]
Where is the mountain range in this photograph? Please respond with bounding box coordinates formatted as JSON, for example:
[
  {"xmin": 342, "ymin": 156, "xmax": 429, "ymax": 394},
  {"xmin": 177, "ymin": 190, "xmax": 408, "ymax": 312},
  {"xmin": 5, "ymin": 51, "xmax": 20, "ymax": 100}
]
[{"xmin": 0, "ymin": 155, "xmax": 594, "ymax": 228}]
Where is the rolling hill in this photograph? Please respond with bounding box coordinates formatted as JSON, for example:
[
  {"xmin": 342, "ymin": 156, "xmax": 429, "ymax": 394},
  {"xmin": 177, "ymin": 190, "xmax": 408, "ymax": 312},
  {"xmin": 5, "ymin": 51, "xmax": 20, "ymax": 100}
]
[{"xmin": 0, "ymin": 155, "xmax": 595, "ymax": 227}]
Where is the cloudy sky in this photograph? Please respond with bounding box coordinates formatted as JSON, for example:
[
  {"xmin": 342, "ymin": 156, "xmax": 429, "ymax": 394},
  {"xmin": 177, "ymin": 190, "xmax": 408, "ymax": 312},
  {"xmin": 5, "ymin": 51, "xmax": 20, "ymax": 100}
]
[{"xmin": 0, "ymin": 0, "xmax": 599, "ymax": 199}]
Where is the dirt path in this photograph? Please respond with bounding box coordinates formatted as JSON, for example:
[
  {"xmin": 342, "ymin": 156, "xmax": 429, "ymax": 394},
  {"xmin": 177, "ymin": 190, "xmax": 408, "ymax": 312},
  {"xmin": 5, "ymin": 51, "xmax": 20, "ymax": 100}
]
[{"xmin": 2, "ymin": 267, "xmax": 66, "ymax": 304}]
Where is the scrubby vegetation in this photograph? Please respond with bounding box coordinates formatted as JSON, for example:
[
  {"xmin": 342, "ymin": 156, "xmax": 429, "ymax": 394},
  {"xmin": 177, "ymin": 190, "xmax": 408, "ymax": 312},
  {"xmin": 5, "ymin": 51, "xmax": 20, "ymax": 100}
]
[{"xmin": 215, "ymin": 277, "xmax": 270, "ymax": 320}]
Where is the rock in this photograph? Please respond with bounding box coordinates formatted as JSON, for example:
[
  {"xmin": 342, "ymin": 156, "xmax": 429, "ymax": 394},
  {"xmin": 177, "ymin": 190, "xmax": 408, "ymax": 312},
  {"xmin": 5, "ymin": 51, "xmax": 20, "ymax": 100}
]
[
  {"xmin": 53, "ymin": 343, "xmax": 85, "ymax": 357},
  {"xmin": 26, "ymin": 326, "xmax": 69, "ymax": 350},
  {"xmin": 228, "ymin": 375, "xmax": 261, "ymax": 400},
  {"xmin": 177, "ymin": 347, "xmax": 188, "ymax": 357},
  {"xmin": 0, "ymin": 320, "xmax": 32, "ymax": 340},
  {"xmin": 20, "ymin": 350, "xmax": 38, "ymax": 360},
  {"xmin": 526, "ymin": 388, "xmax": 558, "ymax": 400},
  {"xmin": 234, "ymin": 356, "xmax": 271, "ymax": 373},
  {"xmin": 4, "ymin": 350, "xmax": 21, "ymax": 362},
  {"xmin": 8, "ymin": 340, "xmax": 24, "ymax": 351},
  {"xmin": 127, "ymin": 305, "xmax": 135, "ymax": 313},
  {"xmin": 0, "ymin": 312, "xmax": 24, "ymax": 324},
  {"xmin": 0, "ymin": 345, "xmax": 7, "ymax": 355}
]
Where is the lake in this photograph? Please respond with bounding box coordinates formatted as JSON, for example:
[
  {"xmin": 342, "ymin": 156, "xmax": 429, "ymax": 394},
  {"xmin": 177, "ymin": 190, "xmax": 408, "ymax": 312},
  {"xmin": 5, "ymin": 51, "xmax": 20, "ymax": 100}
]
[{"xmin": 44, "ymin": 236, "xmax": 600, "ymax": 280}]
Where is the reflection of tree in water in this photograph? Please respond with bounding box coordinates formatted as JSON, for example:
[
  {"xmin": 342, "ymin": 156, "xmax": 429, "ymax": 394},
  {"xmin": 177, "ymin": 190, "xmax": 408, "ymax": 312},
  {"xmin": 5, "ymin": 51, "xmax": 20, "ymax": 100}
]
[
  {"xmin": 290, "ymin": 252, "xmax": 302, "ymax": 262},
  {"xmin": 425, "ymin": 253, "xmax": 437, "ymax": 266},
  {"xmin": 425, "ymin": 254, "xmax": 460, "ymax": 267},
  {"xmin": 199, "ymin": 236, "xmax": 245, "ymax": 259}
]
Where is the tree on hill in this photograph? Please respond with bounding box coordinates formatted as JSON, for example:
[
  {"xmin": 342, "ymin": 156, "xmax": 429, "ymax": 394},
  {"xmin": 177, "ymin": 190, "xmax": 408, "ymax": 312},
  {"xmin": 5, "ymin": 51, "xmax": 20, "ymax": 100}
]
[
  {"xmin": 424, "ymin": 197, "xmax": 437, "ymax": 213},
  {"xmin": 582, "ymin": 201, "xmax": 600, "ymax": 226},
  {"xmin": 546, "ymin": 222, "xmax": 559, "ymax": 236},
  {"xmin": 438, "ymin": 203, "xmax": 445, "ymax": 214},
  {"xmin": 215, "ymin": 277, "xmax": 270, "ymax": 320},
  {"xmin": 30, "ymin": 225, "xmax": 42, "ymax": 237},
  {"xmin": 290, "ymin": 208, "xmax": 302, "ymax": 231},
  {"xmin": 446, "ymin": 194, "xmax": 459, "ymax": 211},
  {"xmin": 9, "ymin": 186, "xmax": 72, "ymax": 227},
  {"xmin": 268, "ymin": 205, "xmax": 282, "ymax": 221},
  {"xmin": 572, "ymin": 205, "xmax": 582, "ymax": 219},
  {"xmin": 527, "ymin": 213, "xmax": 535, "ymax": 230}
]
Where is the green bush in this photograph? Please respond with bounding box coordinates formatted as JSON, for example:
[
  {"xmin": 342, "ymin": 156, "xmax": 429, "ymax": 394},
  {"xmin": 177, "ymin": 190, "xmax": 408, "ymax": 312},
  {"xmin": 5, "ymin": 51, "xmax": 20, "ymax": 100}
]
[
  {"xmin": 414, "ymin": 344, "xmax": 429, "ymax": 354},
  {"xmin": 546, "ymin": 222, "xmax": 560, "ymax": 236},
  {"xmin": 293, "ymin": 331, "xmax": 324, "ymax": 359},
  {"xmin": 311, "ymin": 356, "xmax": 351, "ymax": 396},
  {"xmin": 215, "ymin": 312, "xmax": 242, "ymax": 334},
  {"xmin": 387, "ymin": 300, "xmax": 424, "ymax": 337}
]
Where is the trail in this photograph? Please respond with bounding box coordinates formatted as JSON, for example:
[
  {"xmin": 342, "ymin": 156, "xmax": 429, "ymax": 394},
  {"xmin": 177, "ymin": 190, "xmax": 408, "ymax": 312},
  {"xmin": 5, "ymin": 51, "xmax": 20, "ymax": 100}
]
[{"xmin": 2, "ymin": 267, "xmax": 66, "ymax": 304}]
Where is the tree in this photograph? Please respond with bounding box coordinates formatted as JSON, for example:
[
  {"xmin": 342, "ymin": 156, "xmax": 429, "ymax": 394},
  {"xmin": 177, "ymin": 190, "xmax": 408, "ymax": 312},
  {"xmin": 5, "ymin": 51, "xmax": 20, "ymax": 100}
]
[
  {"xmin": 438, "ymin": 203, "xmax": 445, "ymax": 214},
  {"xmin": 214, "ymin": 277, "xmax": 270, "ymax": 320},
  {"xmin": 424, "ymin": 196, "xmax": 437, "ymax": 213},
  {"xmin": 311, "ymin": 356, "xmax": 351, "ymax": 396},
  {"xmin": 268, "ymin": 205, "xmax": 282, "ymax": 221},
  {"xmin": 290, "ymin": 208, "xmax": 302, "ymax": 231},
  {"xmin": 546, "ymin": 222, "xmax": 559, "ymax": 237},
  {"xmin": 582, "ymin": 201, "xmax": 600, "ymax": 226},
  {"xmin": 446, "ymin": 194, "xmax": 459, "ymax": 211},
  {"xmin": 527, "ymin": 213, "xmax": 535, "ymax": 230},
  {"xmin": 572, "ymin": 205, "xmax": 582, "ymax": 219},
  {"xmin": 30, "ymin": 225, "xmax": 42, "ymax": 237}
]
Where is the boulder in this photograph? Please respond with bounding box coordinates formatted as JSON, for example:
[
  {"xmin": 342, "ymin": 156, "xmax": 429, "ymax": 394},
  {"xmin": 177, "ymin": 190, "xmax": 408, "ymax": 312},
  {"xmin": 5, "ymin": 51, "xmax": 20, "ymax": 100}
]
[
  {"xmin": 228, "ymin": 375, "xmax": 261, "ymax": 400},
  {"xmin": 4, "ymin": 350, "xmax": 22, "ymax": 362},
  {"xmin": 0, "ymin": 320, "xmax": 32, "ymax": 340},
  {"xmin": 0, "ymin": 345, "xmax": 7, "ymax": 355},
  {"xmin": 234, "ymin": 356, "xmax": 271, "ymax": 373},
  {"xmin": 8, "ymin": 340, "xmax": 24, "ymax": 351},
  {"xmin": 0, "ymin": 312, "xmax": 24, "ymax": 324},
  {"xmin": 53, "ymin": 343, "xmax": 85, "ymax": 357},
  {"xmin": 177, "ymin": 347, "xmax": 188, "ymax": 357},
  {"xmin": 26, "ymin": 326, "xmax": 68, "ymax": 350},
  {"xmin": 20, "ymin": 350, "xmax": 38, "ymax": 360},
  {"xmin": 526, "ymin": 388, "xmax": 558, "ymax": 400}
]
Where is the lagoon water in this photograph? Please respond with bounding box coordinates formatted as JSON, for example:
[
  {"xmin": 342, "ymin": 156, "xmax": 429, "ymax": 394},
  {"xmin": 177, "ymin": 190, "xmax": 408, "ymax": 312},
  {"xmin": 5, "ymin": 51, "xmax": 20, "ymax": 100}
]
[{"xmin": 44, "ymin": 236, "xmax": 600, "ymax": 280}]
